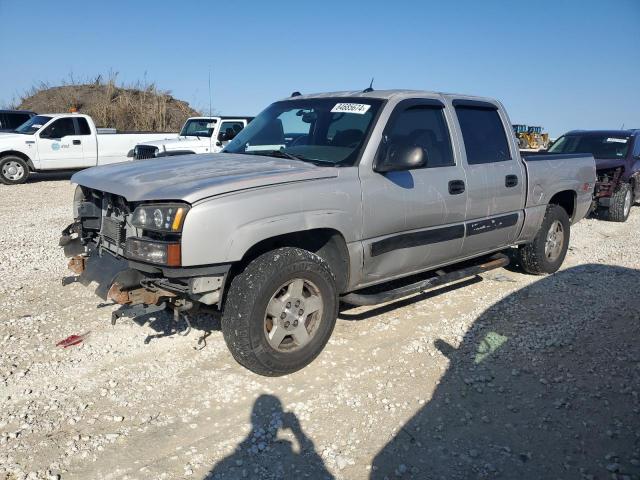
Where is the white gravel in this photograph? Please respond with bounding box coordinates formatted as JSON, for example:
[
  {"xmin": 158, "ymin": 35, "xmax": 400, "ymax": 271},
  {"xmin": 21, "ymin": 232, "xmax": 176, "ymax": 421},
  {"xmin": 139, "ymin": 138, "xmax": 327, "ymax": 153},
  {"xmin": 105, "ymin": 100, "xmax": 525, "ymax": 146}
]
[{"xmin": 1, "ymin": 174, "xmax": 639, "ymax": 480}]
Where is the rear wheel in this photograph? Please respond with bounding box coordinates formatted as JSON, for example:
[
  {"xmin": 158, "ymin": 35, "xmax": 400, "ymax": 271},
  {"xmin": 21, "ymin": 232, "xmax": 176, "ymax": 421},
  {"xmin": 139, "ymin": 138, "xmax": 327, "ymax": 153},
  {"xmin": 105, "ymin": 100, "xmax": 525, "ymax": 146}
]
[
  {"xmin": 0, "ymin": 156, "xmax": 30, "ymax": 185},
  {"xmin": 608, "ymin": 182, "xmax": 632, "ymax": 222},
  {"xmin": 221, "ymin": 247, "xmax": 338, "ymax": 376},
  {"xmin": 518, "ymin": 204, "xmax": 570, "ymax": 275}
]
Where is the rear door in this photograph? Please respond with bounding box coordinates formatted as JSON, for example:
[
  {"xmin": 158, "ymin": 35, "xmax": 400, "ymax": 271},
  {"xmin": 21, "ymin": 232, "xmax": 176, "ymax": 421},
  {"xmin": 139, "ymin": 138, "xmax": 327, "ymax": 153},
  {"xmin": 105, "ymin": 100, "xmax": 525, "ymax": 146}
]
[
  {"xmin": 37, "ymin": 117, "xmax": 87, "ymax": 169},
  {"xmin": 360, "ymin": 98, "xmax": 468, "ymax": 283},
  {"xmin": 452, "ymin": 100, "xmax": 526, "ymax": 256}
]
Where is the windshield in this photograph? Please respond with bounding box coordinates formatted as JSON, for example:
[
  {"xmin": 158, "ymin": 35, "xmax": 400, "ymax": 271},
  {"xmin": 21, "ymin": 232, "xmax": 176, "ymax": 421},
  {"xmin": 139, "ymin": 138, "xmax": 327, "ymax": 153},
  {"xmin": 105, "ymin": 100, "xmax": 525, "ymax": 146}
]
[
  {"xmin": 180, "ymin": 118, "xmax": 216, "ymax": 137},
  {"xmin": 223, "ymin": 98, "xmax": 383, "ymax": 166},
  {"xmin": 14, "ymin": 115, "xmax": 52, "ymax": 135},
  {"xmin": 548, "ymin": 134, "xmax": 630, "ymax": 159}
]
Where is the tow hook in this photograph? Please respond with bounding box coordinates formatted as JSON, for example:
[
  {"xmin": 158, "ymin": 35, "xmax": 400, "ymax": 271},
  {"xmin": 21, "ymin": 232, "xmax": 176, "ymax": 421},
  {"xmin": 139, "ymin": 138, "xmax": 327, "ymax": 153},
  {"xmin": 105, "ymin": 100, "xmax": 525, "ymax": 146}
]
[
  {"xmin": 68, "ymin": 256, "xmax": 86, "ymax": 275},
  {"xmin": 171, "ymin": 299, "xmax": 194, "ymax": 337},
  {"xmin": 107, "ymin": 282, "xmax": 176, "ymax": 306}
]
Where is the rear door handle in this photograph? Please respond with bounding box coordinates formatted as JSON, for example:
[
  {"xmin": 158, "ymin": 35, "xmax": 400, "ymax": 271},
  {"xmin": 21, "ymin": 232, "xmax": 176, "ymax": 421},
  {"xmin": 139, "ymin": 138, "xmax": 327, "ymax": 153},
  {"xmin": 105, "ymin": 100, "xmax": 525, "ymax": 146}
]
[
  {"xmin": 505, "ymin": 175, "xmax": 518, "ymax": 187},
  {"xmin": 73, "ymin": 140, "xmax": 81, "ymax": 145},
  {"xmin": 448, "ymin": 180, "xmax": 465, "ymax": 195}
]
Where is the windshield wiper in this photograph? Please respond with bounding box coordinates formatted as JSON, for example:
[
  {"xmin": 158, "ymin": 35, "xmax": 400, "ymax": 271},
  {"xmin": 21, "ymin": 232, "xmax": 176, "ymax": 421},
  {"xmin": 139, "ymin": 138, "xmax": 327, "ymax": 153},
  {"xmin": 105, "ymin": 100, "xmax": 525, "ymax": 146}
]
[{"xmin": 251, "ymin": 149, "xmax": 334, "ymax": 167}]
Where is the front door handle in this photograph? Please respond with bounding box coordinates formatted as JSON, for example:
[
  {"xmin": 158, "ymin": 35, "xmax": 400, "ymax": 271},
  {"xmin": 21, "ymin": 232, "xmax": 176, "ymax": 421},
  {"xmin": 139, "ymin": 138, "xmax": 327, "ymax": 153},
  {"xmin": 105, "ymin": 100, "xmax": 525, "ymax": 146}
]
[
  {"xmin": 73, "ymin": 140, "xmax": 82, "ymax": 145},
  {"xmin": 448, "ymin": 179, "xmax": 465, "ymax": 195},
  {"xmin": 505, "ymin": 175, "xmax": 518, "ymax": 188}
]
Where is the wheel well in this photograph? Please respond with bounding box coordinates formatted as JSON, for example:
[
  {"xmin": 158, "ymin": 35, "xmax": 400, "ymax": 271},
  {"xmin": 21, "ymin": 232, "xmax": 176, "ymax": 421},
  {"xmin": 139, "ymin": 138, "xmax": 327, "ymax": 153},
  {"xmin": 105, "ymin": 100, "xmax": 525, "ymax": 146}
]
[
  {"xmin": 549, "ymin": 190, "xmax": 576, "ymax": 220},
  {"xmin": 236, "ymin": 229, "xmax": 350, "ymax": 293},
  {"xmin": 0, "ymin": 151, "xmax": 33, "ymax": 170}
]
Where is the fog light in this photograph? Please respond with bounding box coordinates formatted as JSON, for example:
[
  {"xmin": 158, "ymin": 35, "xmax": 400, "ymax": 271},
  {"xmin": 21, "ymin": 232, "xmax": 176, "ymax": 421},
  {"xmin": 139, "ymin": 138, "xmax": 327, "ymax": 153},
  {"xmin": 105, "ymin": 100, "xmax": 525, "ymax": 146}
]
[{"xmin": 125, "ymin": 237, "xmax": 181, "ymax": 266}]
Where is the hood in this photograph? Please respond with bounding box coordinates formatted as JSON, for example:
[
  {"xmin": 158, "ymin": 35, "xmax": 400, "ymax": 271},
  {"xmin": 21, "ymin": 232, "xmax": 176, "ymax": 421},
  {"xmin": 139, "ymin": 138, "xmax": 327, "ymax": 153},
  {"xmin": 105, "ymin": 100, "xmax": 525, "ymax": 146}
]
[
  {"xmin": 0, "ymin": 133, "xmax": 27, "ymax": 141},
  {"xmin": 71, "ymin": 153, "xmax": 338, "ymax": 204},
  {"xmin": 595, "ymin": 157, "xmax": 627, "ymax": 172},
  {"xmin": 138, "ymin": 136, "xmax": 209, "ymax": 149}
]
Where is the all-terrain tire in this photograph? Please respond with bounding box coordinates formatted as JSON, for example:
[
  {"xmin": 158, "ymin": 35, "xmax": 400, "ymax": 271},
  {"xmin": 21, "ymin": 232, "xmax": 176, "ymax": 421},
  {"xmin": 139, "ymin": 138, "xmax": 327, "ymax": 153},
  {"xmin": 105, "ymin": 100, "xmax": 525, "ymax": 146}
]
[
  {"xmin": 221, "ymin": 247, "xmax": 338, "ymax": 376},
  {"xmin": 0, "ymin": 156, "xmax": 30, "ymax": 185},
  {"xmin": 518, "ymin": 204, "xmax": 570, "ymax": 275},
  {"xmin": 608, "ymin": 182, "xmax": 632, "ymax": 222}
]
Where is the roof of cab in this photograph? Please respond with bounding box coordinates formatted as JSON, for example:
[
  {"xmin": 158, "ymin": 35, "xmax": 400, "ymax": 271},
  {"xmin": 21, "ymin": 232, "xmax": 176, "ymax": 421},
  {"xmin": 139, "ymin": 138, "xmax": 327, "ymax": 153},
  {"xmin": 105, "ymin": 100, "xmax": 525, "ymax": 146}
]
[
  {"xmin": 282, "ymin": 89, "xmax": 494, "ymax": 102},
  {"xmin": 565, "ymin": 129, "xmax": 639, "ymax": 136}
]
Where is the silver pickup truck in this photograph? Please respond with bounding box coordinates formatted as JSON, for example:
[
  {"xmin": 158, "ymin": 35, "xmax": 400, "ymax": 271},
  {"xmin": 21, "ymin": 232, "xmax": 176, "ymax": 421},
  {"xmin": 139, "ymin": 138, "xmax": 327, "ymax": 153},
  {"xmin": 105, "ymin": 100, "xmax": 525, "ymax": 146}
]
[{"xmin": 60, "ymin": 89, "xmax": 595, "ymax": 376}]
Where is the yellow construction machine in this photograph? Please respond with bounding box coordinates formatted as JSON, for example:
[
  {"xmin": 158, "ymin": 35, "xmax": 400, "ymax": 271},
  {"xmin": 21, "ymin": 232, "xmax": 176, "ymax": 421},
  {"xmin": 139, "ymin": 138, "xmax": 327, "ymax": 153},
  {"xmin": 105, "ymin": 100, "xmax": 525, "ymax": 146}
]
[{"xmin": 512, "ymin": 125, "xmax": 550, "ymax": 150}]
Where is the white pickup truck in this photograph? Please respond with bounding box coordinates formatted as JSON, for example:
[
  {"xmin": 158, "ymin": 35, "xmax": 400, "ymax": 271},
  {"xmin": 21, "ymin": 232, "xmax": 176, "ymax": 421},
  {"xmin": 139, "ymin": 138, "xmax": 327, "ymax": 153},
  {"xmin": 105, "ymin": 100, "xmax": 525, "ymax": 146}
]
[
  {"xmin": 0, "ymin": 113, "xmax": 178, "ymax": 184},
  {"xmin": 132, "ymin": 116, "xmax": 253, "ymax": 160}
]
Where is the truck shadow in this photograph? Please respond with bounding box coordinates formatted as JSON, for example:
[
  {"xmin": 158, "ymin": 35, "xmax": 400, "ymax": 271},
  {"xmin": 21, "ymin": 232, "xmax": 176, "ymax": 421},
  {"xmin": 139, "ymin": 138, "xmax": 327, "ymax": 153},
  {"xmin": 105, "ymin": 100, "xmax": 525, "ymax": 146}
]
[
  {"xmin": 205, "ymin": 394, "xmax": 334, "ymax": 479},
  {"xmin": 370, "ymin": 264, "xmax": 640, "ymax": 479}
]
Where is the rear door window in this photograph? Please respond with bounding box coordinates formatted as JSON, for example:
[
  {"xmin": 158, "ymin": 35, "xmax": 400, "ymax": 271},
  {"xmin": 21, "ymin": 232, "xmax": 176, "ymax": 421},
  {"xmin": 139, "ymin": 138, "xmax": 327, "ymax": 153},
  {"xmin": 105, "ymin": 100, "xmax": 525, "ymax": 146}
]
[{"xmin": 455, "ymin": 107, "xmax": 511, "ymax": 165}]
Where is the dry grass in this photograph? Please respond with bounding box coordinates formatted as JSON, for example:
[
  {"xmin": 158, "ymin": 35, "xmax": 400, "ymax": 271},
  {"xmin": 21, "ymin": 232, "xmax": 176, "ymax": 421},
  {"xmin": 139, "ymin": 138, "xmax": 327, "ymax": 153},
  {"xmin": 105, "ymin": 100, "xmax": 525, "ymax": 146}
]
[{"xmin": 17, "ymin": 73, "xmax": 200, "ymax": 132}]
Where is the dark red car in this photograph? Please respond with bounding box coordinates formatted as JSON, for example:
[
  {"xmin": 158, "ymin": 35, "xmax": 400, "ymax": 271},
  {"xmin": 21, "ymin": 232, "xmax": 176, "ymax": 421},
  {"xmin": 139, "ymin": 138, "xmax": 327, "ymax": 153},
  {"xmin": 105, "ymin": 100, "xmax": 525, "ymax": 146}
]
[{"xmin": 548, "ymin": 129, "xmax": 640, "ymax": 221}]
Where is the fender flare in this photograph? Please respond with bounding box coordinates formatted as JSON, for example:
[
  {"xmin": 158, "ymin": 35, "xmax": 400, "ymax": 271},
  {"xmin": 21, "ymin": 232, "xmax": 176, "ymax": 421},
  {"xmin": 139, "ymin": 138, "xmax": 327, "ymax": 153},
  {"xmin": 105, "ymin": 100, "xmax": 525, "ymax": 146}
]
[{"xmin": 0, "ymin": 150, "xmax": 34, "ymax": 170}]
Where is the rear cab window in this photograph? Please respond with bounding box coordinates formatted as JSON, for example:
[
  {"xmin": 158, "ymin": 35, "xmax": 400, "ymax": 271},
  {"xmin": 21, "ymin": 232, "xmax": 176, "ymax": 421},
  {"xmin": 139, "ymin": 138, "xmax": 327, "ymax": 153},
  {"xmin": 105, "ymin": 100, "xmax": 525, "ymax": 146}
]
[
  {"xmin": 454, "ymin": 102, "xmax": 512, "ymax": 165},
  {"xmin": 75, "ymin": 117, "xmax": 92, "ymax": 135}
]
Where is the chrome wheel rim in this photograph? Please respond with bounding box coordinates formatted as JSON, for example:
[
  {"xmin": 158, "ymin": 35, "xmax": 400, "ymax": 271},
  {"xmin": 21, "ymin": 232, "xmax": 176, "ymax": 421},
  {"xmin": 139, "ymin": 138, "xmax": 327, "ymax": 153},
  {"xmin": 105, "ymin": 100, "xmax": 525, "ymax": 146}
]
[
  {"xmin": 544, "ymin": 220, "xmax": 565, "ymax": 262},
  {"xmin": 624, "ymin": 189, "xmax": 632, "ymax": 217},
  {"xmin": 264, "ymin": 278, "xmax": 323, "ymax": 352},
  {"xmin": 2, "ymin": 161, "xmax": 25, "ymax": 181}
]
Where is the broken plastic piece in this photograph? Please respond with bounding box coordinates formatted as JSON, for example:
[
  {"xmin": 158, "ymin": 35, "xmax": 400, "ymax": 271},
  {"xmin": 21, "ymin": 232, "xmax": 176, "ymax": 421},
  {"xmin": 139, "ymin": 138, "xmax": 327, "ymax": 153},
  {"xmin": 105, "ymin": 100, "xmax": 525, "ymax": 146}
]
[{"xmin": 56, "ymin": 332, "xmax": 90, "ymax": 348}]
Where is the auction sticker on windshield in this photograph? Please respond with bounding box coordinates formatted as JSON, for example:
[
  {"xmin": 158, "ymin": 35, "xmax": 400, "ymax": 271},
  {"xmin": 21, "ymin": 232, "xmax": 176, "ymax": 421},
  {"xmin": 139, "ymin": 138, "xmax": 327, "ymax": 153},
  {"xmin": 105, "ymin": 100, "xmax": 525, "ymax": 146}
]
[
  {"xmin": 331, "ymin": 103, "xmax": 371, "ymax": 114},
  {"xmin": 605, "ymin": 137, "xmax": 628, "ymax": 143}
]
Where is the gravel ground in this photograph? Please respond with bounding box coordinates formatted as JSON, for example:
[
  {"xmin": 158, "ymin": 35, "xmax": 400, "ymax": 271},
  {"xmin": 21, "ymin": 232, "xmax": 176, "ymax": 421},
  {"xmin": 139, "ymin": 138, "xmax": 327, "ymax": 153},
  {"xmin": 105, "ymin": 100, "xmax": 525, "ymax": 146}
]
[{"xmin": 1, "ymin": 175, "xmax": 639, "ymax": 480}]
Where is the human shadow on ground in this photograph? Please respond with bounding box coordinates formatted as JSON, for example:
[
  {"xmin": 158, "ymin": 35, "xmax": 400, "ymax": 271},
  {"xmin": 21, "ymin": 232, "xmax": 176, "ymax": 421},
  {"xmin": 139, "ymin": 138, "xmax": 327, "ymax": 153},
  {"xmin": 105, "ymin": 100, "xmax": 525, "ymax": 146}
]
[
  {"xmin": 371, "ymin": 264, "xmax": 640, "ymax": 479},
  {"xmin": 206, "ymin": 394, "xmax": 333, "ymax": 479}
]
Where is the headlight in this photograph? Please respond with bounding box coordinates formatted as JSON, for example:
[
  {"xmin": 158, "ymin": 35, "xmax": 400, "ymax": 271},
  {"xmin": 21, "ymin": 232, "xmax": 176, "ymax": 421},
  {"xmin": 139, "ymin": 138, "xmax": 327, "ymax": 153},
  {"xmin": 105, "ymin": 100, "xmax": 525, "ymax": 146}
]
[
  {"xmin": 131, "ymin": 203, "xmax": 189, "ymax": 232},
  {"xmin": 73, "ymin": 185, "xmax": 84, "ymax": 218},
  {"xmin": 126, "ymin": 237, "xmax": 181, "ymax": 266}
]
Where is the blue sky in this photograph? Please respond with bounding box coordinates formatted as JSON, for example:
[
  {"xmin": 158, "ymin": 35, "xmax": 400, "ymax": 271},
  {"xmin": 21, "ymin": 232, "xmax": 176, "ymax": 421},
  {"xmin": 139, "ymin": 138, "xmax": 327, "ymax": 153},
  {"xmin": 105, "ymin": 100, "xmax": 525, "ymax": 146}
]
[{"xmin": 0, "ymin": 0, "xmax": 638, "ymax": 136}]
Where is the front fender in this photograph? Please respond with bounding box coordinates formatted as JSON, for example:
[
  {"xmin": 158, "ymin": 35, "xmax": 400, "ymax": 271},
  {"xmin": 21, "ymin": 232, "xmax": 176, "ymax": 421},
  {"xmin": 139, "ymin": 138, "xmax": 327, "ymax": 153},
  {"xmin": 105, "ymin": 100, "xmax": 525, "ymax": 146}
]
[{"xmin": 180, "ymin": 170, "xmax": 362, "ymax": 266}]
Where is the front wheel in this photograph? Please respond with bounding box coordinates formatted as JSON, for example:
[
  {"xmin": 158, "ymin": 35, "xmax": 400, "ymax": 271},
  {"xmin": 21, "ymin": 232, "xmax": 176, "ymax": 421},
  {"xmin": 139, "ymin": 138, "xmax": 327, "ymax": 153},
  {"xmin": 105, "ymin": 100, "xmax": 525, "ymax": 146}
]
[
  {"xmin": 221, "ymin": 247, "xmax": 338, "ymax": 376},
  {"xmin": 517, "ymin": 204, "xmax": 570, "ymax": 275},
  {"xmin": 608, "ymin": 182, "xmax": 632, "ymax": 222},
  {"xmin": 0, "ymin": 156, "xmax": 30, "ymax": 185}
]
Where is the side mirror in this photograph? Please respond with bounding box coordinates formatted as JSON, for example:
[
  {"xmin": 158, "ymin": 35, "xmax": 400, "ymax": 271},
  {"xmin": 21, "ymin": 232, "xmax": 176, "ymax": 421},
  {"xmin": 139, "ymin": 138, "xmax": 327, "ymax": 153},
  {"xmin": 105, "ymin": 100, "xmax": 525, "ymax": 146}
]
[
  {"xmin": 218, "ymin": 132, "xmax": 229, "ymax": 142},
  {"xmin": 374, "ymin": 145, "xmax": 426, "ymax": 173}
]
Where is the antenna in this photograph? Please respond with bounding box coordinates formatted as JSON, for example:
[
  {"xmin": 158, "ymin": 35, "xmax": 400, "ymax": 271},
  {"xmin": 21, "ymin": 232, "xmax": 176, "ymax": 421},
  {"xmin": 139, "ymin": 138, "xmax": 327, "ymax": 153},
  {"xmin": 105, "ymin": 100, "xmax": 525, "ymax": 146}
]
[
  {"xmin": 208, "ymin": 67, "xmax": 212, "ymax": 117},
  {"xmin": 363, "ymin": 77, "xmax": 374, "ymax": 93},
  {"xmin": 208, "ymin": 67, "xmax": 213, "ymax": 153}
]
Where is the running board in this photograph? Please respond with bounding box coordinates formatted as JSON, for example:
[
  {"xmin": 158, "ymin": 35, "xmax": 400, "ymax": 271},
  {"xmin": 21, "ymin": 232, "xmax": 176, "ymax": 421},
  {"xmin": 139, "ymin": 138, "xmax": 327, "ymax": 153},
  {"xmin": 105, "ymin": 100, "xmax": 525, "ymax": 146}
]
[{"xmin": 340, "ymin": 253, "xmax": 510, "ymax": 307}]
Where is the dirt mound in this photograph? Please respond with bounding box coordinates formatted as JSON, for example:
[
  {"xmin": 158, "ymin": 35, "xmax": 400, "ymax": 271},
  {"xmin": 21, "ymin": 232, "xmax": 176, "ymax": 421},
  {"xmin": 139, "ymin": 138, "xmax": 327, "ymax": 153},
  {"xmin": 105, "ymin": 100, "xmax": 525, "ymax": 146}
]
[{"xmin": 19, "ymin": 81, "xmax": 200, "ymax": 132}]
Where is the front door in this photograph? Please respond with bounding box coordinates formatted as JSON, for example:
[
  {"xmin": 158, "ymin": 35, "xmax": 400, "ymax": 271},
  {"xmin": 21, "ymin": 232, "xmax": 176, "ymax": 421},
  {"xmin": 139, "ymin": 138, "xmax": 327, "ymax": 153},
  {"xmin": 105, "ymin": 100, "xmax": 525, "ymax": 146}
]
[
  {"xmin": 37, "ymin": 117, "xmax": 86, "ymax": 169},
  {"xmin": 217, "ymin": 120, "xmax": 248, "ymax": 150},
  {"xmin": 452, "ymin": 101, "xmax": 526, "ymax": 256},
  {"xmin": 360, "ymin": 99, "xmax": 468, "ymax": 284}
]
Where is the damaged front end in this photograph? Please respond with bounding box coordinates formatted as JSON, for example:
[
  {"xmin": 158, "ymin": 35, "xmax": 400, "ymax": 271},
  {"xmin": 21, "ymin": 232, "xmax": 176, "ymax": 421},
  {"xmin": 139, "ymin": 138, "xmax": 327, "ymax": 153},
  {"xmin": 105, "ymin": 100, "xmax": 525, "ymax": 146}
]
[
  {"xmin": 593, "ymin": 167, "xmax": 623, "ymax": 208},
  {"xmin": 60, "ymin": 186, "xmax": 227, "ymax": 317}
]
